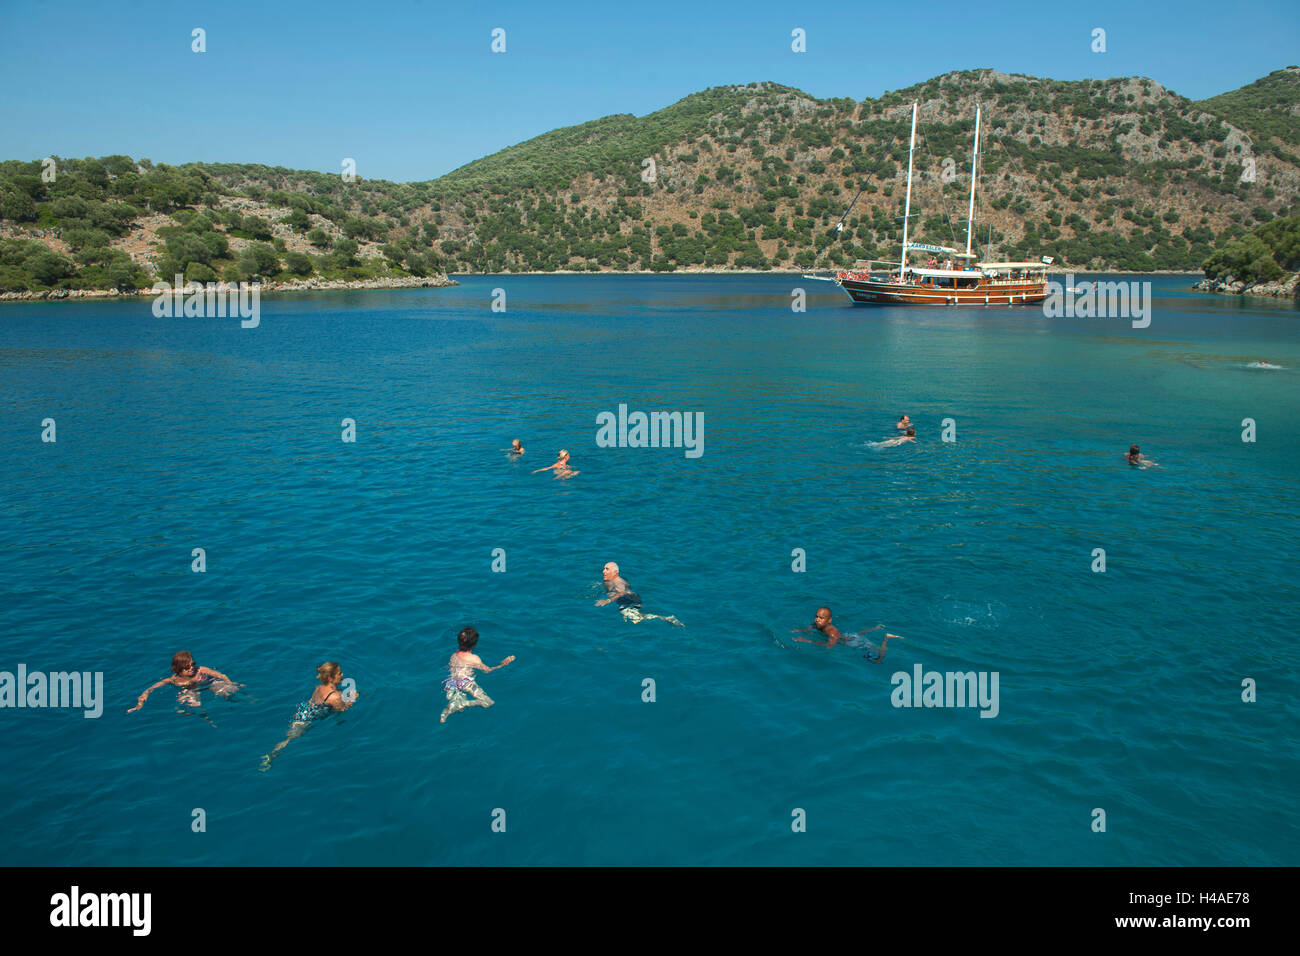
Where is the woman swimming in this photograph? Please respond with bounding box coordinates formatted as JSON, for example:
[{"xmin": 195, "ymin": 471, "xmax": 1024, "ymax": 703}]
[
  {"xmin": 1125, "ymin": 444, "xmax": 1159, "ymax": 468},
  {"xmin": 260, "ymin": 662, "xmax": 358, "ymax": 771},
  {"xmin": 532, "ymin": 449, "xmax": 578, "ymax": 479},
  {"xmin": 127, "ymin": 651, "xmax": 238, "ymax": 714},
  {"xmin": 441, "ymin": 626, "xmax": 515, "ymax": 723}
]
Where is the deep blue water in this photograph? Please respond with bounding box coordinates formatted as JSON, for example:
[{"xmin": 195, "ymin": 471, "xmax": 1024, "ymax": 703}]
[{"xmin": 1, "ymin": 274, "xmax": 1297, "ymax": 865}]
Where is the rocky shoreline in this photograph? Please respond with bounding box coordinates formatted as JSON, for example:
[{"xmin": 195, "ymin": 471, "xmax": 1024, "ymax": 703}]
[
  {"xmin": 1192, "ymin": 274, "xmax": 1300, "ymax": 299},
  {"xmin": 0, "ymin": 274, "xmax": 458, "ymax": 303}
]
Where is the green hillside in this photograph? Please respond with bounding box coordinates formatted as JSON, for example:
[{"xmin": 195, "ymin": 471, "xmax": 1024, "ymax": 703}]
[
  {"xmin": 1196, "ymin": 66, "xmax": 1300, "ymax": 162},
  {"xmin": 3, "ymin": 68, "xmax": 1299, "ymax": 292}
]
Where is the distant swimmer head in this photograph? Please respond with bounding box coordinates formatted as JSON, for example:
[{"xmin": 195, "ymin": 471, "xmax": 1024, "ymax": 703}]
[
  {"xmin": 906, "ymin": 427, "xmax": 916, "ymax": 437},
  {"xmin": 171, "ymin": 650, "xmax": 196, "ymax": 675},
  {"xmin": 1128, "ymin": 444, "xmax": 1141, "ymax": 462},
  {"xmin": 558, "ymin": 449, "xmax": 570, "ymax": 461},
  {"xmin": 603, "ymin": 562, "xmax": 620, "ymax": 580},
  {"xmin": 457, "ymin": 626, "xmax": 480, "ymax": 651},
  {"xmin": 511, "ymin": 439, "xmax": 523, "ymax": 452},
  {"xmin": 814, "ymin": 606, "xmax": 833, "ymax": 629}
]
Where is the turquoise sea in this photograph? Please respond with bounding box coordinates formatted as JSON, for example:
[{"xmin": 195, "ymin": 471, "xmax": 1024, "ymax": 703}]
[{"xmin": 0, "ymin": 274, "xmax": 1296, "ymax": 865}]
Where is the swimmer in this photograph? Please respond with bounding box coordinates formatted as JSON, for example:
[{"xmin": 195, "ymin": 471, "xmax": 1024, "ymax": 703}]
[
  {"xmin": 260, "ymin": 661, "xmax": 357, "ymax": 770},
  {"xmin": 128, "ymin": 650, "xmax": 239, "ymax": 714},
  {"xmin": 875, "ymin": 427, "xmax": 917, "ymax": 448},
  {"xmin": 792, "ymin": 606, "xmax": 902, "ymax": 662},
  {"xmin": 596, "ymin": 561, "xmax": 684, "ymax": 626},
  {"xmin": 440, "ymin": 626, "xmax": 515, "ymax": 723},
  {"xmin": 532, "ymin": 449, "xmax": 578, "ymax": 479},
  {"xmin": 505, "ymin": 439, "xmax": 525, "ymax": 456},
  {"xmin": 897, "ymin": 414, "xmax": 911, "ymax": 430},
  {"xmin": 1125, "ymin": 444, "xmax": 1159, "ymax": 468}
]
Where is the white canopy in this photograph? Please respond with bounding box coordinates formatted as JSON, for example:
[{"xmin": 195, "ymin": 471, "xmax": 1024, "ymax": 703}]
[{"xmin": 907, "ymin": 267, "xmax": 982, "ymax": 278}]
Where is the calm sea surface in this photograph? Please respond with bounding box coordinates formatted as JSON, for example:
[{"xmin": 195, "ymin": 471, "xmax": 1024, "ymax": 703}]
[{"xmin": 1, "ymin": 274, "xmax": 1296, "ymax": 865}]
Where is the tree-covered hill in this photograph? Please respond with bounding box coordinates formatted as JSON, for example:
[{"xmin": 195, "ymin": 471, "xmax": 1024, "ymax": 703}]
[
  {"xmin": 3, "ymin": 67, "xmax": 1299, "ymax": 292},
  {"xmin": 1201, "ymin": 213, "xmax": 1300, "ymax": 284},
  {"xmin": 1196, "ymin": 67, "xmax": 1300, "ymax": 163}
]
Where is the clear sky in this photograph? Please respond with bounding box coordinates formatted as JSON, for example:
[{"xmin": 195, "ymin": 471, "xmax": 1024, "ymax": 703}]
[{"xmin": 1, "ymin": 0, "xmax": 1296, "ymax": 183}]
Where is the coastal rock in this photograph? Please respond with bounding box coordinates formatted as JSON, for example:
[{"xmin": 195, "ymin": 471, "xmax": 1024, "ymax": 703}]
[
  {"xmin": 0, "ymin": 275, "xmax": 458, "ymax": 303},
  {"xmin": 1194, "ymin": 273, "xmax": 1300, "ymax": 298}
]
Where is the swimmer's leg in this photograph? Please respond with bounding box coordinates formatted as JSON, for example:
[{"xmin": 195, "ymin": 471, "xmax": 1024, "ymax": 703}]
[
  {"xmin": 440, "ymin": 688, "xmax": 467, "ymax": 723},
  {"xmin": 260, "ymin": 721, "xmax": 308, "ymax": 771},
  {"xmin": 441, "ymin": 684, "xmax": 493, "ymax": 722},
  {"xmin": 176, "ymin": 691, "xmax": 218, "ymax": 725},
  {"xmin": 867, "ymin": 633, "xmax": 904, "ymax": 663},
  {"xmin": 621, "ymin": 607, "xmax": 647, "ymax": 624},
  {"xmin": 638, "ymin": 611, "xmax": 684, "ymax": 627},
  {"xmin": 467, "ymin": 682, "xmax": 494, "ymax": 709}
]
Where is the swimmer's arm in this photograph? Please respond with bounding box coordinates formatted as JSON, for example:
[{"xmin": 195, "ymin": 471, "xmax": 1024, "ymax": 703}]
[
  {"xmin": 478, "ymin": 656, "xmax": 516, "ymax": 672},
  {"xmin": 793, "ymin": 636, "xmax": 834, "ymax": 646},
  {"xmin": 530, "ymin": 463, "xmax": 558, "ymax": 473},
  {"xmin": 198, "ymin": 666, "xmax": 235, "ymax": 684},
  {"xmin": 596, "ymin": 582, "xmax": 629, "ymax": 606},
  {"xmin": 812, "ymin": 628, "xmax": 846, "ymax": 648},
  {"xmin": 324, "ymin": 689, "xmax": 354, "ymax": 711},
  {"xmin": 127, "ymin": 678, "xmax": 171, "ymax": 712}
]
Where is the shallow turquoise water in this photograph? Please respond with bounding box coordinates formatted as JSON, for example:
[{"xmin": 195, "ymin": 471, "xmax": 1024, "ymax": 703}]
[{"xmin": 0, "ymin": 274, "xmax": 1296, "ymax": 865}]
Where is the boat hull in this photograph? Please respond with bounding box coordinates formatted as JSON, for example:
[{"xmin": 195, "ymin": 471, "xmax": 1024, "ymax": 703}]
[{"xmin": 838, "ymin": 277, "xmax": 1048, "ymax": 306}]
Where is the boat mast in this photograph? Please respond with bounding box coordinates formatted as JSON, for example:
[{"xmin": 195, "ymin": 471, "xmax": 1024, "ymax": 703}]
[
  {"xmin": 965, "ymin": 105, "xmax": 980, "ymax": 259},
  {"xmin": 899, "ymin": 101, "xmax": 917, "ymax": 277}
]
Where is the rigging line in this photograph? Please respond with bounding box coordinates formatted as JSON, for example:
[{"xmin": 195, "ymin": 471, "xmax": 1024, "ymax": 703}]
[
  {"xmin": 916, "ymin": 128, "xmax": 963, "ymax": 250},
  {"xmin": 979, "ymin": 123, "xmax": 1039, "ymax": 256}
]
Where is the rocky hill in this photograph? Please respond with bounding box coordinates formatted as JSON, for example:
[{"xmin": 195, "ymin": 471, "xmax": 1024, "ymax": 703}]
[{"xmin": 2, "ymin": 67, "xmax": 1298, "ymax": 291}]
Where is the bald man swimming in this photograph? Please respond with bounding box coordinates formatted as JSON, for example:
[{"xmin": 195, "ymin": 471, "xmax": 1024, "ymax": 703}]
[
  {"xmin": 792, "ymin": 606, "xmax": 902, "ymax": 662},
  {"xmin": 596, "ymin": 562, "xmax": 683, "ymax": 626}
]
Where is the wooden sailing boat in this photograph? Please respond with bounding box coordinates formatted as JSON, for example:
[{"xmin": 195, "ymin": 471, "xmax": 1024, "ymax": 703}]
[{"xmin": 828, "ymin": 103, "xmax": 1051, "ymax": 306}]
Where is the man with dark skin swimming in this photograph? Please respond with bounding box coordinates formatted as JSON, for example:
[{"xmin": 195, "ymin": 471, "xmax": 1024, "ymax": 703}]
[
  {"xmin": 595, "ymin": 561, "xmax": 683, "ymax": 626},
  {"xmin": 792, "ymin": 606, "xmax": 902, "ymax": 662}
]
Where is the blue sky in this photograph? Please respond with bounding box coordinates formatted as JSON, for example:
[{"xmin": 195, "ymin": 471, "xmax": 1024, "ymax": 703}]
[{"xmin": 1, "ymin": 0, "xmax": 1296, "ymax": 182}]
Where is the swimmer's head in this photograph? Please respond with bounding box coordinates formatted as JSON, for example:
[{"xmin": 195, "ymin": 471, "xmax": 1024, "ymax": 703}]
[
  {"xmin": 511, "ymin": 439, "xmax": 522, "ymax": 451},
  {"xmin": 1129, "ymin": 444, "xmax": 1140, "ymax": 457},
  {"xmin": 558, "ymin": 449, "xmax": 569, "ymax": 461},
  {"xmin": 906, "ymin": 427, "xmax": 916, "ymax": 437},
  {"xmin": 899, "ymin": 415, "xmax": 908, "ymax": 421},
  {"xmin": 814, "ymin": 606, "xmax": 832, "ymax": 629},
  {"xmin": 457, "ymin": 626, "xmax": 479, "ymax": 651},
  {"xmin": 317, "ymin": 661, "xmax": 341, "ymax": 684},
  {"xmin": 603, "ymin": 562, "xmax": 619, "ymax": 581},
  {"xmin": 171, "ymin": 650, "xmax": 195, "ymax": 675}
]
